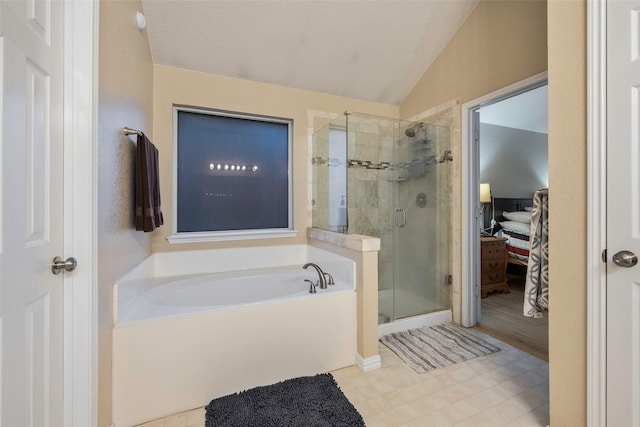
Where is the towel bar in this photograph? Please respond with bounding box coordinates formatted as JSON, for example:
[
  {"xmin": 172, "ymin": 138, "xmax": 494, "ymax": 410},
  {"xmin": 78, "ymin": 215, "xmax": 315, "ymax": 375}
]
[{"xmin": 123, "ymin": 127, "xmax": 142, "ymax": 136}]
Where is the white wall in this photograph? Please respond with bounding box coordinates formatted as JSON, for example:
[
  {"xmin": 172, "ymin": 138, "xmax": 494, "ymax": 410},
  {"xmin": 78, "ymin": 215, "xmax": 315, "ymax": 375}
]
[{"xmin": 479, "ymin": 123, "xmax": 548, "ymax": 198}]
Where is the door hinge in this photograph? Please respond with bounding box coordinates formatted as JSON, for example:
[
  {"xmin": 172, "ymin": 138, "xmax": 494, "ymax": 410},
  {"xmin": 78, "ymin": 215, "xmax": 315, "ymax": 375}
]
[
  {"xmin": 601, "ymin": 249, "xmax": 607, "ymax": 263},
  {"xmin": 445, "ymin": 274, "xmax": 453, "ymax": 285}
]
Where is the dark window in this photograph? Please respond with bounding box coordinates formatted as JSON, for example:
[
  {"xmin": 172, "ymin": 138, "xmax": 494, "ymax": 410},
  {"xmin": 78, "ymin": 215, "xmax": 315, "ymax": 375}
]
[{"xmin": 176, "ymin": 107, "xmax": 292, "ymax": 235}]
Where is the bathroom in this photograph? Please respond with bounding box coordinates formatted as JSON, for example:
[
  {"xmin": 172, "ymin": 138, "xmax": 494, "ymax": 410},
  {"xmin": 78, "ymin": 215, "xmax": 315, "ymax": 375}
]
[
  {"xmin": 110, "ymin": 67, "xmax": 451, "ymax": 426},
  {"xmin": 92, "ymin": 1, "xmax": 553, "ymax": 426},
  {"xmin": 112, "ymin": 101, "xmax": 455, "ymax": 424}
]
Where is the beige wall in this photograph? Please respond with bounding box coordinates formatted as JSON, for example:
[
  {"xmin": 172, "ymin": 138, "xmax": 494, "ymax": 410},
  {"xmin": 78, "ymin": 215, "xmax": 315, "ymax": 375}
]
[
  {"xmin": 400, "ymin": 0, "xmax": 588, "ymax": 423},
  {"xmin": 399, "ymin": 0, "xmax": 547, "ymax": 324},
  {"xmin": 547, "ymin": 1, "xmax": 586, "ymax": 425},
  {"xmin": 400, "ymin": 0, "xmax": 548, "ymax": 117},
  {"xmin": 97, "ymin": 0, "xmax": 154, "ymax": 424},
  {"xmin": 150, "ymin": 65, "xmax": 398, "ymax": 253}
]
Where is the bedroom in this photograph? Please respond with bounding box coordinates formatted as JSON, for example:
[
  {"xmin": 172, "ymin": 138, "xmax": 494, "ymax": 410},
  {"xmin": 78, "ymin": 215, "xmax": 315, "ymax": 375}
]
[{"xmin": 476, "ymin": 84, "xmax": 549, "ymax": 361}]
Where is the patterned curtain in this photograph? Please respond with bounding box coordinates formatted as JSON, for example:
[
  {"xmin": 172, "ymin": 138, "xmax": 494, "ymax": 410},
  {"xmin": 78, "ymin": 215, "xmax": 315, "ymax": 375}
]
[{"xmin": 524, "ymin": 189, "xmax": 549, "ymax": 318}]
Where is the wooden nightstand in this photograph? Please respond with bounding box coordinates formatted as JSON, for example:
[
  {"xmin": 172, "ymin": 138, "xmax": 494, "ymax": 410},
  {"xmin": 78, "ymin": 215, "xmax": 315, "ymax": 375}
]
[{"xmin": 480, "ymin": 236, "xmax": 510, "ymax": 298}]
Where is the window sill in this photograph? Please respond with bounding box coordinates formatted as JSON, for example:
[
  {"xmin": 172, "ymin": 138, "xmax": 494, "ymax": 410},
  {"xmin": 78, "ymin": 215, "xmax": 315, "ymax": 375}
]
[{"xmin": 167, "ymin": 229, "xmax": 298, "ymax": 244}]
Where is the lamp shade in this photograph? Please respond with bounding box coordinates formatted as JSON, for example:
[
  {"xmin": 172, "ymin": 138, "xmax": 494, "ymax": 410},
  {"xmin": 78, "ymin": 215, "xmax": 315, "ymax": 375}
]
[{"xmin": 479, "ymin": 183, "xmax": 491, "ymax": 203}]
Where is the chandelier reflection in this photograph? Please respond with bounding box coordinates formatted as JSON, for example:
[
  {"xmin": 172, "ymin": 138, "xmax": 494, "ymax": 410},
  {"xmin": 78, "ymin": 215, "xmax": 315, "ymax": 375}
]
[{"xmin": 209, "ymin": 163, "xmax": 258, "ymax": 172}]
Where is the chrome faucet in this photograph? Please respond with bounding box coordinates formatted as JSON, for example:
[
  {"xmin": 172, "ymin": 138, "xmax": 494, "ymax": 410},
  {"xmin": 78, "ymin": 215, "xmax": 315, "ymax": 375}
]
[
  {"xmin": 323, "ymin": 272, "xmax": 334, "ymax": 285},
  {"xmin": 303, "ymin": 262, "xmax": 327, "ymax": 289},
  {"xmin": 304, "ymin": 279, "xmax": 317, "ymax": 293}
]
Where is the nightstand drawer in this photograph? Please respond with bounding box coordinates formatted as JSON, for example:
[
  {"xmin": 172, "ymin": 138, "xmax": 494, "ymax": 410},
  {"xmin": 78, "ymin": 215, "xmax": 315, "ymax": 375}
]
[
  {"xmin": 481, "ymin": 260, "xmax": 506, "ymax": 284},
  {"xmin": 481, "ymin": 242, "xmax": 505, "ymax": 260},
  {"xmin": 482, "ymin": 259, "xmax": 505, "ymax": 272}
]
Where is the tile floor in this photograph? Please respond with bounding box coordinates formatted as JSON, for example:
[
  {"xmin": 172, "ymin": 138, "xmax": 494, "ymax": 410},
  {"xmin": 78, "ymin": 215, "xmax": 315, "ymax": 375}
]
[{"xmin": 138, "ymin": 331, "xmax": 549, "ymax": 427}]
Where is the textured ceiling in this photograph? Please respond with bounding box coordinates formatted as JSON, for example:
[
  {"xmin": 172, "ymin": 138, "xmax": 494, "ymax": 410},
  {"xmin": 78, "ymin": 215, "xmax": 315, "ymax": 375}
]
[{"xmin": 141, "ymin": 0, "xmax": 479, "ymax": 105}]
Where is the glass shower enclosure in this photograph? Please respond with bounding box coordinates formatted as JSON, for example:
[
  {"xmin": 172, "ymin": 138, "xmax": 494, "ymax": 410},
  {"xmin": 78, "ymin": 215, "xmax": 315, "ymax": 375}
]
[{"xmin": 311, "ymin": 112, "xmax": 451, "ymax": 324}]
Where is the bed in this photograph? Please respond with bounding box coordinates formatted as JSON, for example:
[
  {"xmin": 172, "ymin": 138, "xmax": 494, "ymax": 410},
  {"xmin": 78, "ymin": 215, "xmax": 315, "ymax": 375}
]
[
  {"xmin": 482, "ymin": 197, "xmax": 534, "ymax": 267},
  {"xmin": 482, "ymin": 192, "xmax": 549, "ymax": 317}
]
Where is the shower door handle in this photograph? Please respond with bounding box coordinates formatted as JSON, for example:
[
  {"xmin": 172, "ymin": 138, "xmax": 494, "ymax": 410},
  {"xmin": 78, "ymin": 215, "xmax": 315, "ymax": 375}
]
[{"xmin": 395, "ymin": 209, "xmax": 406, "ymax": 227}]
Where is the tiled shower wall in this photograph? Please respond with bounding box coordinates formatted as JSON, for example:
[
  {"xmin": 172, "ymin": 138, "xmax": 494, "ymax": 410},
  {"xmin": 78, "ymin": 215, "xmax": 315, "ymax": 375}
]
[
  {"xmin": 312, "ymin": 113, "xmax": 450, "ymax": 301},
  {"xmin": 310, "ymin": 102, "xmax": 462, "ymax": 324}
]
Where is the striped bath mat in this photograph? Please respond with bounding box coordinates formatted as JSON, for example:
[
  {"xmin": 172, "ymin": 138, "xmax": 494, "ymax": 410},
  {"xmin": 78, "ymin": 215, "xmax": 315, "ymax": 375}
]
[{"xmin": 380, "ymin": 323, "xmax": 501, "ymax": 373}]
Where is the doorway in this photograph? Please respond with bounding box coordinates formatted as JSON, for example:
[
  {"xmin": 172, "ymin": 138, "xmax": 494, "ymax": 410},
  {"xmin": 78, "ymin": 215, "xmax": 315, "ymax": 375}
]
[
  {"xmin": 476, "ymin": 85, "xmax": 549, "ymax": 360},
  {"xmin": 460, "ymin": 73, "xmax": 549, "ymax": 361}
]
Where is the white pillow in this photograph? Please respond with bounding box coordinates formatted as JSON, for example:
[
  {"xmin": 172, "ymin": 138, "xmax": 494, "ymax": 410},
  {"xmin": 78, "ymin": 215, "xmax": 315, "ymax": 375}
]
[
  {"xmin": 502, "ymin": 211, "xmax": 532, "ymax": 223},
  {"xmin": 524, "ymin": 206, "xmax": 534, "ymax": 212},
  {"xmin": 499, "ymin": 220, "xmax": 531, "ymax": 235}
]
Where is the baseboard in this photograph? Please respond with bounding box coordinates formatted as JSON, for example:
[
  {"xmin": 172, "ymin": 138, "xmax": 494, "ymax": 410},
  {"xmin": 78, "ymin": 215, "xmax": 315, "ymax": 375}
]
[
  {"xmin": 355, "ymin": 353, "xmax": 381, "ymax": 372},
  {"xmin": 378, "ymin": 310, "xmax": 452, "ymax": 337}
]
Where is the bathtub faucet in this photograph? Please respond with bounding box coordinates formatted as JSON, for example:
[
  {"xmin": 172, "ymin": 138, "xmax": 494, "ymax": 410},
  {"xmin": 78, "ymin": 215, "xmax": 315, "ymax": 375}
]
[
  {"xmin": 304, "ymin": 279, "xmax": 317, "ymax": 294},
  {"xmin": 303, "ymin": 262, "xmax": 328, "ymax": 289},
  {"xmin": 323, "ymin": 272, "xmax": 334, "ymax": 285}
]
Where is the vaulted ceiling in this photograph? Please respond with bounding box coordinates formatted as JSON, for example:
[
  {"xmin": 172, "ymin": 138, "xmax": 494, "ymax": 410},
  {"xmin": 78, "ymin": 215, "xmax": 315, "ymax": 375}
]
[{"xmin": 141, "ymin": 0, "xmax": 479, "ymax": 106}]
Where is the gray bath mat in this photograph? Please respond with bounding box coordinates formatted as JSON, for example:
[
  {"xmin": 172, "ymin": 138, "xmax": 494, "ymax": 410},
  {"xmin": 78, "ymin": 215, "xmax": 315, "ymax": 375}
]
[
  {"xmin": 205, "ymin": 373, "xmax": 365, "ymax": 427},
  {"xmin": 380, "ymin": 322, "xmax": 501, "ymax": 373}
]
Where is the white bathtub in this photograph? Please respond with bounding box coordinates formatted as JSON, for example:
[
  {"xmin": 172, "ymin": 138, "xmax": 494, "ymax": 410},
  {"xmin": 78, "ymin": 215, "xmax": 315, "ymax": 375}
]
[
  {"xmin": 116, "ymin": 267, "xmax": 353, "ymax": 324},
  {"xmin": 112, "ymin": 245, "xmax": 357, "ymax": 427}
]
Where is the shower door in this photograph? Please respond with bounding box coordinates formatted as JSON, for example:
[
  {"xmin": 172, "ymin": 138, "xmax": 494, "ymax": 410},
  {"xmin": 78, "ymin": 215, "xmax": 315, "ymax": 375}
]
[
  {"xmin": 310, "ymin": 112, "xmax": 450, "ymax": 324},
  {"xmin": 391, "ymin": 122, "xmax": 450, "ymax": 320}
]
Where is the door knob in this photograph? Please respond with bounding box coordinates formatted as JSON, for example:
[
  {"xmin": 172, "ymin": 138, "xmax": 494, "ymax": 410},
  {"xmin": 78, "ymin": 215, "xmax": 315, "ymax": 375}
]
[
  {"xmin": 612, "ymin": 250, "xmax": 638, "ymax": 268},
  {"xmin": 51, "ymin": 256, "xmax": 77, "ymax": 274}
]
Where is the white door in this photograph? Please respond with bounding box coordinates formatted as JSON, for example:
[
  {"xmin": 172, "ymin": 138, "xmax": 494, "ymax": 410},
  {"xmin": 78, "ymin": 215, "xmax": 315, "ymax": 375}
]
[
  {"xmin": 0, "ymin": 1, "xmax": 66, "ymax": 425},
  {"xmin": 607, "ymin": 0, "xmax": 640, "ymax": 425}
]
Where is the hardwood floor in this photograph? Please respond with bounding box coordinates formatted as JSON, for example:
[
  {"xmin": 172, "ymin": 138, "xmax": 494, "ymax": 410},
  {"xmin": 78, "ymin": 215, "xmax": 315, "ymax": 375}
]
[{"xmin": 475, "ymin": 274, "xmax": 549, "ymax": 362}]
